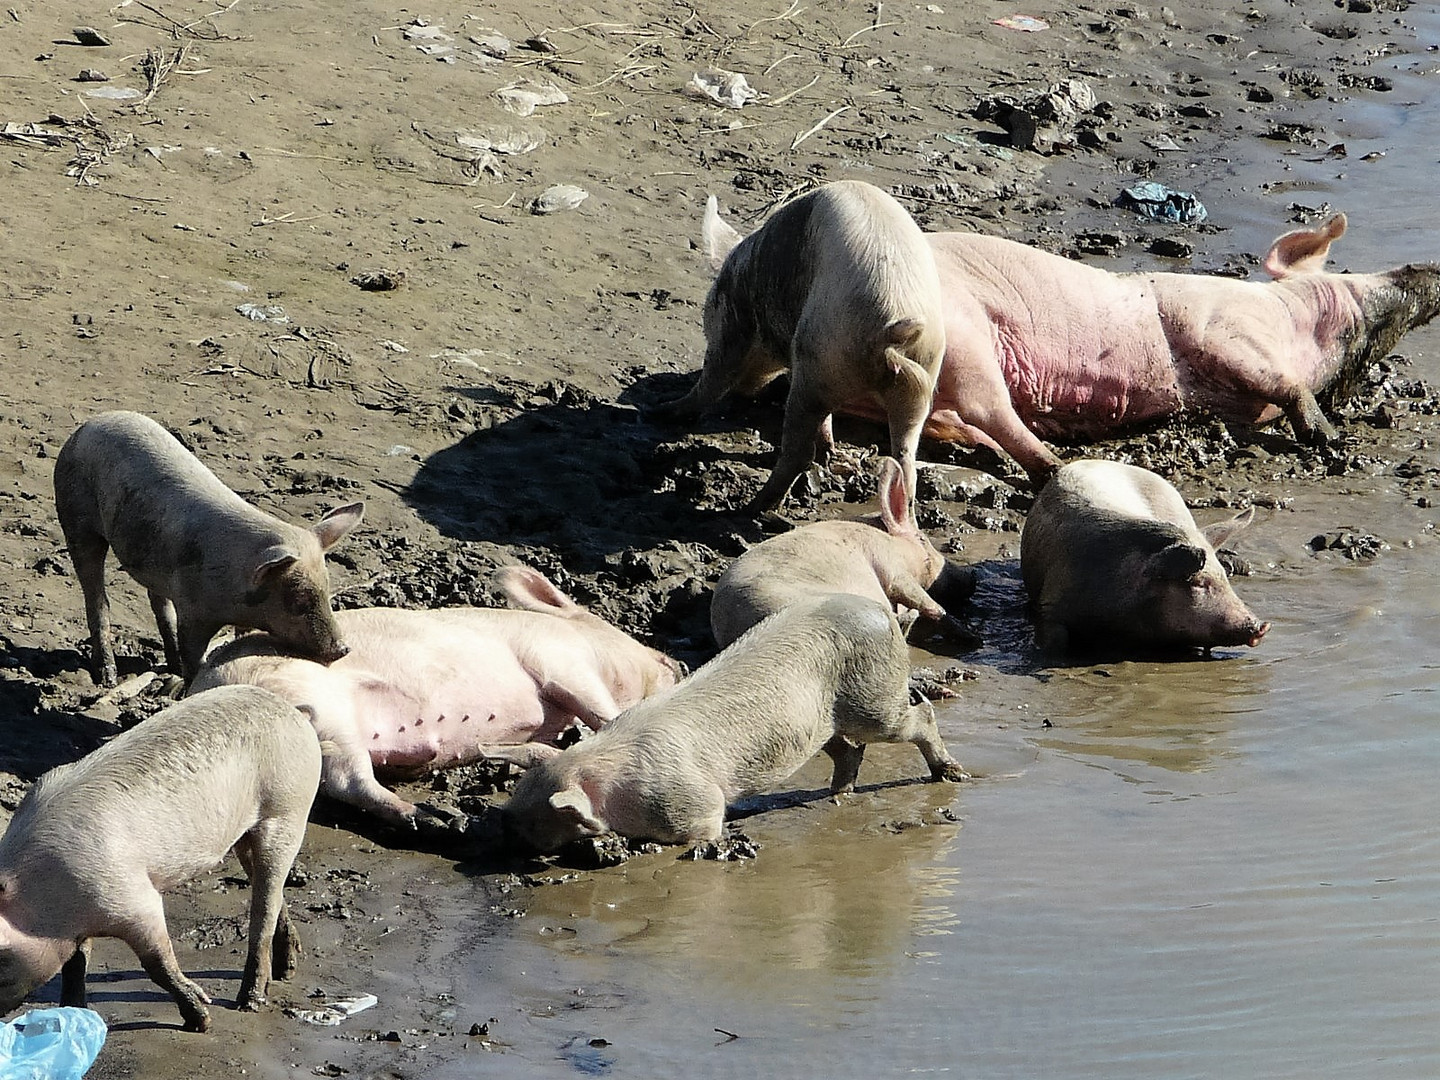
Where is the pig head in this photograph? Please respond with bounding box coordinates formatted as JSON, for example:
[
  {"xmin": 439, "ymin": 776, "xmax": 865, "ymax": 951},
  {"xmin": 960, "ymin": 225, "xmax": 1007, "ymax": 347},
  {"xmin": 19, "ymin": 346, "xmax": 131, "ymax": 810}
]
[{"xmin": 916, "ymin": 215, "xmax": 1440, "ymax": 484}]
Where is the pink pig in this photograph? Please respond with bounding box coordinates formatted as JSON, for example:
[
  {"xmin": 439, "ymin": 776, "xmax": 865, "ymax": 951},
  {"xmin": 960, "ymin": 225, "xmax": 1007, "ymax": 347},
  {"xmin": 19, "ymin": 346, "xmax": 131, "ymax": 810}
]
[
  {"xmin": 188, "ymin": 567, "xmax": 683, "ymax": 827},
  {"xmin": 918, "ymin": 214, "xmax": 1440, "ymax": 482}
]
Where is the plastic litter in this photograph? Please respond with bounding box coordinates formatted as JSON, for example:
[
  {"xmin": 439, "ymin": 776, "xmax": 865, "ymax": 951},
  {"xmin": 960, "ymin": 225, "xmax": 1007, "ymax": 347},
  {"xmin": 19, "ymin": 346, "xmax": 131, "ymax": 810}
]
[
  {"xmin": 1115, "ymin": 181, "xmax": 1208, "ymax": 225},
  {"xmin": 993, "ymin": 14, "xmax": 1048, "ymax": 31},
  {"xmin": 496, "ymin": 81, "xmax": 568, "ymax": 116},
  {"xmin": 0, "ymin": 1007, "xmax": 107, "ymax": 1080},
  {"xmin": 81, "ymin": 86, "xmax": 142, "ymax": 100},
  {"xmin": 236, "ymin": 303, "xmax": 290, "ymax": 323},
  {"xmin": 531, "ymin": 184, "xmax": 589, "ymax": 214},
  {"xmin": 456, "ymin": 127, "xmax": 545, "ymax": 155},
  {"xmin": 686, "ymin": 68, "xmax": 764, "ymax": 109},
  {"xmin": 287, "ymin": 994, "xmax": 379, "ymax": 1027}
]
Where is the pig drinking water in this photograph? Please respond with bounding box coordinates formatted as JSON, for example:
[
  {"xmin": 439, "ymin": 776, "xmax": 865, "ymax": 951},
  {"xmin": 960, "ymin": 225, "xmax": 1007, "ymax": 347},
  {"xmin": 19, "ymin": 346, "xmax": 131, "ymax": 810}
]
[
  {"xmin": 659, "ymin": 179, "xmax": 946, "ymax": 512},
  {"xmin": 710, "ymin": 456, "xmax": 969, "ymax": 647},
  {"xmin": 1019, "ymin": 459, "xmax": 1269, "ymax": 654},
  {"xmin": 917, "ymin": 214, "xmax": 1440, "ymax": 483},
  {"xmin": 189, "ymin": 566, "xmax": 684, "ymax": 828},
  {"xmin": 504, "ymin": 593, "xmax": 967, "ymax": 852},
  {"xmin": 53, "ymin": 411, "xmax": 364, "ymax": 686},
  {"xmin": 0, "ymin": 685, "xmax": 320, "ymax": 1032}
]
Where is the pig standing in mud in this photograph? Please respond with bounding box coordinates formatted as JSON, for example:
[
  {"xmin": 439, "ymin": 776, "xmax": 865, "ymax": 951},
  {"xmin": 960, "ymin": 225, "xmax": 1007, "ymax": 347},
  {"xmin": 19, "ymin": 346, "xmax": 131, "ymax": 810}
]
[
  {"xmin": 189, "ymin": 566, "xmax": 683, "ymax": 828},
  {"xmin": 504, "ymin": 593, "xmax": 967, "ymax": 852},
  {"xmin": 1020, "ymin": 459, "xmax": 1269, "ymax": 654},
  {"xmin": 710, "ymin": 457, "xmax": 972, "ymax": 647},
  {"xmin": 0, "ymin": 685, "xmax": 320, "ymax": 1032},
  {"xmin": 54, "ymin": 411, "xmax": 364, "ymax": 686},
  {"xmin": 660, "ymin": 179, "xmax": 946, "ymax": 512},
  {"xmin": 916, "ymin": 214, "xmax": 1440, "ymax": 483}
]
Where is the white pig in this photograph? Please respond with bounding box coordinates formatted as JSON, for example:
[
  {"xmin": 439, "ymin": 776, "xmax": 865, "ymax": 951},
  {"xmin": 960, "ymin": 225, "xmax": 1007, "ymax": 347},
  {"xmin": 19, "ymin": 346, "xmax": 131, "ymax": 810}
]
[
  {"xmin": 0, "ymin": 685, "xmax": 320, "ymax": 1032},
  {"xmin": 53, "ymin": 411, "xmax": 364, "ymax": 686},
  {"xmin": 188, "ymin": 566, "xmax": 684, "ymax": 828},
  {"xmin": 1019, "ymin": 459, "xmax": 1269, "ymax": 653},
  {"xmin": 659, "ymin": 180, "xmax": 946, "ymax": 512},
  {"xmin": 710, "ymin": 456, "xmax": 965, "ymax": 647},
  {"xmin": 504, "ymin": 593, "xmax": 967, "ymax": 852}
]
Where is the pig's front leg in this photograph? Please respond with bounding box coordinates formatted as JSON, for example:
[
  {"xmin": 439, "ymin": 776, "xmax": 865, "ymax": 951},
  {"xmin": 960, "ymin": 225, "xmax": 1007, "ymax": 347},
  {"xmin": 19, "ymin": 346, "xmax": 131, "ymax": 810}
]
[
  {"xmin": 1284, "ymin": 386, "xmax": 1339, "ymax": 445},
  {"xmin": 176, "ymin": 614, "xmax": 223, "ymax": 683},
  {"xmin": 538, "ymin": 677, "xmax": 620, "ymax": 732},
  {"xmin": 59, "ymin": 940, "xmax": 91, "ymax": 1007},
  {"xmin": 147, "ymin": 591, "xmax": 183, "ymax": 674},
  {"xmin": 124, "ymin": 890, "xmax": 212, "ymax": 1032},
  {"xmin": 823, "ymin": 734, "xmax": 866, "ymax": 794}
]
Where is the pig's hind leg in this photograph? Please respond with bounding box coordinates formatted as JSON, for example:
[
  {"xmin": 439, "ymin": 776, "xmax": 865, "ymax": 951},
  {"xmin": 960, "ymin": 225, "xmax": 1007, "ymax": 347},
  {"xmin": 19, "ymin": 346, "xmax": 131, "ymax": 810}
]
[{"xmin": 233, "ymin": 815, "xmax": 307, "ymax": 1012}]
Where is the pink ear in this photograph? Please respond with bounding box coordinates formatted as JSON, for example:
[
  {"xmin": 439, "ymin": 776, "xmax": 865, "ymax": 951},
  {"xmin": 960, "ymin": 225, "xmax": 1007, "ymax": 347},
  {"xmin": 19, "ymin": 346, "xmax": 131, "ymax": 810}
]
[
  {"xmin": 497, "ymin": 566, "xmax": 579, "ymax": 615},
  {"xmin": 876, "ymin": 458, "xmax": 914, "ymax": 534},
  {"xmin": 702, "ymin": 195, "xmax": 744, "ymax": 272},
  {"xmin": 314, "ymin": 502, "xmax": 364, "ymax": 550},
  {"xmin": 1262, "ymin": 213, "xmax": 1347, "ymax": 280},
  {"xmin": 548, "ymin": 788, "xmax": 603, "ymax": 834},
  {"xmin": 252, "ymin": 548, "xmax": 299, "ymax": 587}
]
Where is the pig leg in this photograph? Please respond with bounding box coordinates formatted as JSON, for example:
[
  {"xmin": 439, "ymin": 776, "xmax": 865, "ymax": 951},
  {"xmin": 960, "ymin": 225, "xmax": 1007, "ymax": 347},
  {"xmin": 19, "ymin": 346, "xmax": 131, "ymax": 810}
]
[
  {"xmin": 844, "ymin": 698, "xmax": 969, "ymax": 783},
  {"xmin": 175, "ymin": 614, "xmax": 223, "ymax": 682},
  {"xmin": 147, "ymin": 591, "xmax": 183, "ymax": 675},
  {"xmin": 320, "ymin": 745, "xmax": 418, "ymax": 827},
  {"xmin": 823, "ymin": 734, "xmax": 867, "ymax": 794},
  {"xmin": 880, "ymin": 369, "xmax": 935, "ymax": 513},
  {"xmin": 538, "ymin": 676, "xmax": 620, "ymax": 731},
  {"xmin": 59, "ymin": 940, "xmax": 91, "ymax": 1007},
  {"xmin": 1284, "ymin": 386, "xmax": 1339, "ymax": 445},
  {"xmin": 66, "ymin": 533, "xmax": 118, "ymax": 687},
  {"xmin": 234, "ymin": 822, "xmax": 305, "ymax": 1010},
  {"xmin": 884, "ymin": 574, "xmax": 948, "ymax": 623},
  {"xmin": 747, "ymin": 360, "xmax": 832, "ymax": 512},
  {"xmin": 234, "ymin": 835, "xmax": 300, "ymax": 981},
  {"xmin": 121, "ymin": 890, "xmax": 212, "ymax": 1031}
]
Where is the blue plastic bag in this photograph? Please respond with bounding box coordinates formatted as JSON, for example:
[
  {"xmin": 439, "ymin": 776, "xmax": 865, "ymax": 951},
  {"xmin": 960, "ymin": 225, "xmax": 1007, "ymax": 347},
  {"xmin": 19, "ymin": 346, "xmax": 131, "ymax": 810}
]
[
  {"xmin": 1116, "ymin": 181, "xmax": 1208, "ymax": 224},
  {"xmin": 0, "ymin": 1007, "xmax": 107, "ymax": 1080}
]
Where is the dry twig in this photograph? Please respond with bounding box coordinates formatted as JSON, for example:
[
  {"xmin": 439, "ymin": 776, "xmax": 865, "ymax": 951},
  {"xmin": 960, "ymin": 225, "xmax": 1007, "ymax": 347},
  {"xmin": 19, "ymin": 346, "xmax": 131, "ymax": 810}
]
[{"xmin": 789, "ymin": 105, "xmax": 850, "ymax": 149}]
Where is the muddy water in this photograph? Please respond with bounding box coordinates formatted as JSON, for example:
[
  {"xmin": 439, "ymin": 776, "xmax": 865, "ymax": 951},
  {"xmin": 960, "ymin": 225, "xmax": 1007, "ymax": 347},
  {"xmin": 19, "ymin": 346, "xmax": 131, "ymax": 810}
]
[{"xmin": 436, "ymin": 34, "xmax": 1440, "ymax": 1080}]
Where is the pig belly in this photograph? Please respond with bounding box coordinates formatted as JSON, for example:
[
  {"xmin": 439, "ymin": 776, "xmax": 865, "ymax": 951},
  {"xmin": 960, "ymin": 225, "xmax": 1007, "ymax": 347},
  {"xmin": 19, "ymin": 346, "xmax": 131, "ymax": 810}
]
[{"xmin": 359, "ymin": 669, "xmax": 551, "ymax": 776}]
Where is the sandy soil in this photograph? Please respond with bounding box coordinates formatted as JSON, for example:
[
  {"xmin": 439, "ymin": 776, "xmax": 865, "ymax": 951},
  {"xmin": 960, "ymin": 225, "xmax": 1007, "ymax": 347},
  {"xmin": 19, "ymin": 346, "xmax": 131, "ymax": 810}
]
[{"xmin": 2, "ymin": 0, "xmax": 1438, "ymax": 1075}]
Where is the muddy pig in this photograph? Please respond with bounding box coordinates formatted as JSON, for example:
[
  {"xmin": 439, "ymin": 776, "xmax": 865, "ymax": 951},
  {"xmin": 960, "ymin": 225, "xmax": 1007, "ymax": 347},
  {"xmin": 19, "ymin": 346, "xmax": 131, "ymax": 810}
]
[
  {"xmin": 1019, "ymin": 459, "xmax": 1269, "ymax": 654},
  {"xmin": 0, "ymin": 684, "xmax": 320, "ymax": 1032},
  {"xmin": 189, "ymin": 566, "xmax": 684, "ymax": 828},
  {"xmin": 504, "ymin": 593, "xmax": 967, "ymax": 852},
  {"xmin": 914, "ymin": 214, "xmax": 1440, "ymax": 484},
  {"xmin": 659, "ymin": 180, "xmax": 946, "ymax": 512},
  {"xmin": 710, "ymin": 456, "xmax": 973, "ymax": 647},
  {"xmin": 53, "ymin": 411, "xmax": 365, "ymax": 685}
]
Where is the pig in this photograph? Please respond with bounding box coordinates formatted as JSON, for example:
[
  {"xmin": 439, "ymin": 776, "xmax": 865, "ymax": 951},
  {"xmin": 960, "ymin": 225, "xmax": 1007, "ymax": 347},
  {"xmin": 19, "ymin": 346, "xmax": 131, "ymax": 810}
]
[
  {"xmin": 916, "ymin": 214, "xmax": 1440, "ymax": 483},
  {"xmin": 658, "ymin": 179, "xmax": 946, "ymax": 512},
  {"xmin": 504, "ymin": 592, "xmax": 967, "ymax": 852},
  {"xmin": 1019, "ymin": 459, "xmax": 1270, "ymax": 654},
  {"xmin": 53, "ymin": 411, "xmax": 365, "ymax": 686},
  {"xmin": 0, "ymin": 684, "xmax": 320, "ymax": 1032},
  {"xmin": 710, "ymin": 456, "xmax": 972, "ymax": 648},
  {"xmin": 188, "ymin": 566, "xmax": 685, "ymax": 828}
]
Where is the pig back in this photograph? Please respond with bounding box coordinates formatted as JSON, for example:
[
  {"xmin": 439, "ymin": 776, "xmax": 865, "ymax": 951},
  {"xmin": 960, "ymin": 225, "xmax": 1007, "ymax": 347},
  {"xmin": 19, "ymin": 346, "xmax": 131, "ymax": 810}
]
[{"xmin": 0, "ymin": 685, "xmax": 320, "ymax": 891}]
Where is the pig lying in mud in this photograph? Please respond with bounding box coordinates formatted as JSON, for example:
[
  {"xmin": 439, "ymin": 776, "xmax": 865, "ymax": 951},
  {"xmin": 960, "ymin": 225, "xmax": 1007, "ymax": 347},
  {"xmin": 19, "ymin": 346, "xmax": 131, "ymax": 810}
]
[
  {"xmin": 659, "ymin": 179, "xmax": 946, "ymax": 512},
  {"xmin": 917, "ymin": 214, "xmax": 1440, "ymax": 483},
  {"xmin": 53, "ymin": 411, "xmax": 364, "ymax": 686},
  {"xmin": 0, "ymin": 685, "xmax": 319, "ymax": 1032},
  {"xmin": 189, "ymin": 566, "xmax": 684, "ymax": 828},
  {"xmin": 710, "ymin": 457, "xmax": 972, "ymax": 647},
  {"xmin": 504, "ymin": 593, "xmax": 967, "ymax": 852},
  {"xmin": 1020, "ymin": 459, "xmax": 1269, "ymax": 654}
]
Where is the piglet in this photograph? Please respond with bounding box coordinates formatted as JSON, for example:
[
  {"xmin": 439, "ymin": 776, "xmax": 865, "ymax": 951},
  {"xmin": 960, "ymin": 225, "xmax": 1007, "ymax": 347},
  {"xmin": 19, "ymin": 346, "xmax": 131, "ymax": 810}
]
[
  {"xmin": 504, "ymin": 593, "xmax": 967, "ymax": 852},
  {"xmin": 1019, "ymin": 459, "xmax": 1269, "ymax": 653},
  {"xmin": 189, "ymin": 566, "xmax": 684, "ymax": 828},
  {"xmin": 659, "ymin": 179, "xmax": 946, "ymax": 512},
  {"xmin": 0, "ymin": 684, "xmax": 320, "ymax": 1032},
  {"xmin": 710, "ymin": 457, "xmax": 972, "ymax": 647},
  {"xmin": 53, "ymin": 411, "xmax": 364, "ymax": 685}
]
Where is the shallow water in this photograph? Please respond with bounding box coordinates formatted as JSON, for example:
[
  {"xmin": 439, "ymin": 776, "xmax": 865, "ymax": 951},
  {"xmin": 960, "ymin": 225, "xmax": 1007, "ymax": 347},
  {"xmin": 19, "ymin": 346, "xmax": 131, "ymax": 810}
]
[{"xmin": 431, "ymin": 25, "xmax": 1440, "ymax": 1080}]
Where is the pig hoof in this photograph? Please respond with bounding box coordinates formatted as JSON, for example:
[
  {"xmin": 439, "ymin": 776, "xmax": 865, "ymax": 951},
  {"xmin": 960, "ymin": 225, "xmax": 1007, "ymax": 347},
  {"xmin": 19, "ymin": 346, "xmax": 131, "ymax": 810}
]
[
  {"xmin": 182, "ymin": 1007, "xmax": 212, "ymax": 1033},
  {"xmin": 932, "ymin": 762, "xmax": 970, "ymax": 783}
]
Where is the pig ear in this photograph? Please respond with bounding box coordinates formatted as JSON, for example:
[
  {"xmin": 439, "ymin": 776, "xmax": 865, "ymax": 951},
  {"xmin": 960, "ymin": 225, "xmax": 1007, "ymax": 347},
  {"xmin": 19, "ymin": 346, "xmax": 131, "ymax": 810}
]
[
  {"xmin": 548, "ymin": 788, "xmax": 603, "ymax": 834},
  {"xmin": 253, "ymin": 546, "xmax": 299, "ymax": 587},
  {"xmin": 496, "ymin": 566, "xmax": 579, "ymax": 615},
  {"xmin": 703, "ymin": 195, "xmax": 744, "ymax": 272},
  {"xmin": 313, "ymin": 502, "xmax": 364, "ymax": 551},
  {"xmin": 1202, "ymin": 505, "xmax": 1256, "ymax": 551},
  {"xmin": 1152, "ymin": 543, "xmax": 1207, "ymax": 583},
  {"xmin": 0, "ymin": 872, "xmax": 16, "ymax": 909},
  {"xmin": 1262, "ymin": 213, "xmax": 1347, "ymax": 279},
  {"xmin": 876, "ymin": 458, "xmax": 916, "ymax": 534}
]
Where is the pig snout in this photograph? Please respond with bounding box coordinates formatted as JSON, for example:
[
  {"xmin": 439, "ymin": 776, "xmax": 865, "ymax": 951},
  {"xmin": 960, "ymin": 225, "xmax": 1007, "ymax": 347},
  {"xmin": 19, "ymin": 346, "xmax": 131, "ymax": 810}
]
[{"xmin": 1245, "ymin": 620, "xmax": 1270, "ymax": 648}]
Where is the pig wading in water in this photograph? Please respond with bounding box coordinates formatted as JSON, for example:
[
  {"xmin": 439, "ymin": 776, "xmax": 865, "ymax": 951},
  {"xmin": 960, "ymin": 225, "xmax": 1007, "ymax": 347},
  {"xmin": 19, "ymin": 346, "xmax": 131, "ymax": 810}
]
[
  {"xmin": 189, "ymin": 566, "xmax": 684, "ymax": 828},
  {"xmin": 0, "ymin": 685, "xmax": 320, "ymax": 1032},
  {"xmin": 54, "ymin": 411, "xmax": 365, "ymax": 686},
  {"xmin": 913, "ymin": 214, "xmax": 1440, "ymax": 483},
  {"xmin": 1020, "ymin": 459, "xmax": 1269, "ymax": 654},
  {"xmin": 710, "ymin": 456, "xmax": 969, "ymax": 648},
  {"xmin": 660, "ymin": 179, "xmax": 946, "ymax": 512},
  {"xmin": 504, "ymin": 593, "xmax": 967, "ymax": 852}
]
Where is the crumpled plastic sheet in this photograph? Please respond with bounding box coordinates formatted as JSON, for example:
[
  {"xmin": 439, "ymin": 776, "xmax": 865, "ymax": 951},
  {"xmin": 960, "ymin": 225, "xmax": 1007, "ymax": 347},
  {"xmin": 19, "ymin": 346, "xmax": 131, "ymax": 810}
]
[
  {"xmin": 1115, "ymin": 181, "xmax": 1208, "ymax": 224},
  {"xmin": 0, "ymin": 1007, "xmax": 107, "ymax": 1080}
]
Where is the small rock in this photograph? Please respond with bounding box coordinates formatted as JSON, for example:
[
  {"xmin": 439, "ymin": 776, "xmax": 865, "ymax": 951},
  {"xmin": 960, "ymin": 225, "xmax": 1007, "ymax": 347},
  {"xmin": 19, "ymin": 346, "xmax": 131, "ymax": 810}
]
[{"xmin": 73, "ymin": 26, "xmax": 110, "ymax": 46}]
